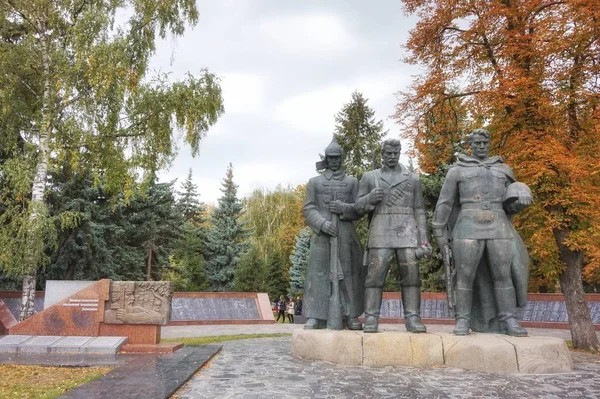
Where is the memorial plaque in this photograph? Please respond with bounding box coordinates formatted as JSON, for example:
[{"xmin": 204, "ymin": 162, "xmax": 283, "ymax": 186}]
[
  {"xmin": 44, "ymin": 280, "xmax": 95, "ymax": 309},
  {"xmin": 171, "ymin": 297, "xmax": 260, "ymax": 321},
  {"xmin": 104, "ymin": 281, "xmax": 173, "ymax": 325}
]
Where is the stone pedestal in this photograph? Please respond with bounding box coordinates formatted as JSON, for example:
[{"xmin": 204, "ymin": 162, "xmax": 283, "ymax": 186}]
[{"xmin": 292, "ymin": 330, "xmax": 573, "ymax": 374}]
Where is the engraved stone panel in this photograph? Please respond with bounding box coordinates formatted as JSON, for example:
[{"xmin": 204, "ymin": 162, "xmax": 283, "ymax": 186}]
[{"xmin": 104, "ymin": 281, "xmax": 173, "ymax": 325}]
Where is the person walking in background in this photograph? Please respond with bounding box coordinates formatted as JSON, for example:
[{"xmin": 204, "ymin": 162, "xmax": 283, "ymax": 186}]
[
  {"xmin": 276, "ymin": 295, "xmax": 287, "ymax": 323},
  {"xmin": 287, "ymin": 296, "xmax": 295, "ymax": 323},
  {"xmin": 295, "ymin": 295, "xmax": 303, "ymax": 316}
]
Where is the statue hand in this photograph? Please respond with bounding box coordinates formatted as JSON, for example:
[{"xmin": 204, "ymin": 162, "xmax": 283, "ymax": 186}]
[
  {"xmin": 415, "ymin": 245, "xmax": 431, "ymax": 259},
  {"xmin": 322, "ymin": 221, "xmax": 337, "ymax": 236},
  {"xmin": 368, "ymin": 188, "xmax": 384, "ymax": 205},
  {"xmin": 515, "ymin": 193, "xmax": 533, "ymax": 207},
  {"xmin": 329, "ymin": 200, "xmax": 344, "ymax": 214}
]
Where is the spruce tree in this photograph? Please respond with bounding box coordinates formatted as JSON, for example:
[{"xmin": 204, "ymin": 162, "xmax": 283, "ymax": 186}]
[
  {"xmin": 204, "ymin": 163, "xmax": 248, "ymax": 291},
  {"xmin": 233, "ymin": 242, "xmax": 266, "ymax": 292},
  {"xmin": 333, "ymin": 91, "xmax": 387, "ymax": 180},
  {"xmin": 289, "ymin": 227, "xmax": 311, "ymax": 293},
  {"xmin": 265, "ymin": 249, "xmax": 289, "ymax": 302},
  {"xmin": 177, "ymin": 169, "xmax": 203, "ymax": 223}
]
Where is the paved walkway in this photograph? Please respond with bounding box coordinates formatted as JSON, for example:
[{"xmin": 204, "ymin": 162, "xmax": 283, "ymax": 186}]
[{"xmin": 164, "ymin": 324, "xmax": 600, "ymax": 399}]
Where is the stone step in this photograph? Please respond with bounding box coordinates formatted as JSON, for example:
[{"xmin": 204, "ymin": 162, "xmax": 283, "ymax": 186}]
[{"xmin": 0, "ymin": 335, "xmax": 128, "ymax": 356}]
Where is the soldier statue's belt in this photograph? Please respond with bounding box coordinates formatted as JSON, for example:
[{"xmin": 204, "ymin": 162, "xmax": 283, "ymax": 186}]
[
  {"xmin": 375, "ymin": 206, "xmax": 414, "ymax": 215},
  {"xmin": 461, "ymin": 201, "xmax": 503, "ymax": 210}
]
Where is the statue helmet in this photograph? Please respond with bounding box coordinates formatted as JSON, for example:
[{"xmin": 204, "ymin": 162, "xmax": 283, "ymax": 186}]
[
  {"xmin": 324, "ymin": 139, "xmax": 343, "ymax": 156},
  {"xmin": 316, "ymin": 139, "xmax": 343, "ymax": 170}
]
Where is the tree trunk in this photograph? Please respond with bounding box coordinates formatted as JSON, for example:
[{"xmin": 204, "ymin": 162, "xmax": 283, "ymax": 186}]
[
  {"xmin": 146, "ymin": 245, "xmax": 153, "ymax": 281},
  {"xmin": 20, "ymin": 24, "xmax": 52, "ymax": 321},
  {"xmin": 554, "ymin": 227, "xmax": 600, "ymax": 350}
]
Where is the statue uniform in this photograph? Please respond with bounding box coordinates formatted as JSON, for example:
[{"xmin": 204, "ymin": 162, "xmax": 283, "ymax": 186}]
[
  {"xmin": 433, "ymin": 154, "xmax": 528, "ymax": 336},
  {"xmin": 303, "ymin": 169, "xmax": 364, "ymax": 323},
  {"xmin": 355, "ymin": 165, "xmax": 428, "ymax": 332}
]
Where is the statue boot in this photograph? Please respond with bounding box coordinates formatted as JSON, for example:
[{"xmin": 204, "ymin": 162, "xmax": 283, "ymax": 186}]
[
  {"xmin": 363, "ymin": 287, "xmax": 382, "ymax": 333},
  {"xmin": 304, "ymin": 318, "xmax": 324, "ymax": 330},
  {"xmin": 402, "ymin": 285, "xmax": 427, "ymax": 333},
  {"xmin": 345, "ymin": 317, "xmax": 362, "ymax": 330},
  {"xmin": 453, "ymin": 288, "xmax": 473, "ymax": 335},
  {"xmin": 495, "ymin": 287, "xmax": 528, "ymax": 337}
]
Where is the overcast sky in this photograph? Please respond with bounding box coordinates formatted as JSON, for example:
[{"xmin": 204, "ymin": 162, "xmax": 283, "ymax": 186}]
[{"xmin": 153, "ymin": 0, "xmax": 419, "ymax": 204}]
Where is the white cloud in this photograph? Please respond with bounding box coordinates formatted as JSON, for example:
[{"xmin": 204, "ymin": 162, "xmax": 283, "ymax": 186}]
[
  {"xmin": 274, "ymin": 84, "xmax": 352, "ymax": 134},
  {"xmin": 220, "ymin": 72, "xmax": 266, "ymax": 115},
  {"xmin": 259, "ymin": 14, "xmax": 356, "ymax": 55}
]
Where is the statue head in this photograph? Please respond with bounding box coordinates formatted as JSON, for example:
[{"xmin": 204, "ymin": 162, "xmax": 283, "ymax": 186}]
[
  {"xmin": 316, "ymin": 139, "xmax": 343, "ymax": 171},
  {"xmin": 467, "ymin": 128, "xmax": 490, "ymax": 160},
  {"xmin": 381, "ymin": 138, "xmax": 401, "ymax": 168}
]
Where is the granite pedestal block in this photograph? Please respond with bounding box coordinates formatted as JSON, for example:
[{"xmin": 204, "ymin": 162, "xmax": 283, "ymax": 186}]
[{"xmin": 292, "ymin": 330, "xmax": 573, "ymax": 374}]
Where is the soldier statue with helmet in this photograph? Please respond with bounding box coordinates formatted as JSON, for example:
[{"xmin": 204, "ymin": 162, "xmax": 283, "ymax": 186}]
[
  {"xmin": 302, "ymin": 139, "xmax": 365, "ymax": 330},
  {"xmin": 433, "ymin": 128, "xmax": 532, "ymax": 336}
]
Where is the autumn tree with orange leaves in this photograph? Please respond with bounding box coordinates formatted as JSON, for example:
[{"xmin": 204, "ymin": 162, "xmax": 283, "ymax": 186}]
[{"xmin": 396, "ymin": 0, "xmax": 600, "ymax": 350}]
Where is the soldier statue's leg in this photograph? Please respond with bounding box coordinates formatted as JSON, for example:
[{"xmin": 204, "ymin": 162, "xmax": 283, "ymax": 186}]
[
  {"xmin": 397, "ymin": 248, "xmax": 426, "ymax": 333},
  {"xmin": 487, "ymin": 239, "xmax": 527, "ymax": 337},
  {"xmin": 363, "ymin": 248, "xmax": 394, "ymax": 333},
  {"xmin": 452, "ymin": 239, "xmax": 485, "ymax": 335}
]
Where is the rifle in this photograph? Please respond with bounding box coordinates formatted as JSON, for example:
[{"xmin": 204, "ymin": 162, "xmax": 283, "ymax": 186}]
[
  {"xmin": 327, "ymin": 194, "xmax": 344, "ymax": 330},
  {"xmin": 442, "ymin": 242, "xmax": 456, "ymax": 318}
]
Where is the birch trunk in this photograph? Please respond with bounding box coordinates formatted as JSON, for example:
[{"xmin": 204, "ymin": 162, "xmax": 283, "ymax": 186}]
[
  {"xmin": 20, "ymin": 23, "xmax": 52, "ymax": 321},
  {"xmin": 146, "ymin": 245, "xmax": 153, "ymax": 281}
]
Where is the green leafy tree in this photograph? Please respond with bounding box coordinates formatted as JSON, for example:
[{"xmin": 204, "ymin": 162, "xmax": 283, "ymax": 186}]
[
  {"xmin": 289, "ymin": 227, "xmax": 311, "ymax": 293},
  {"xmin": 333, "ymin": 91, "xmax": 386, "ymax": 180},
  {"xmin": 204, "ymin": 163, "xmax": 248, "ymax": 291},
  {"xmin": 0, "ymin": 0, "xmax": 224, "ymax": 319}
]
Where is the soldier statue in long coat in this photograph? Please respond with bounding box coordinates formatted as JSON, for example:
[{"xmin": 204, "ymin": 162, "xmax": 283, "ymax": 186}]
[
  {"xmin": 355, "ymin": 138, "xmax": 431, "ymax": 333},
  {"xmin": 302, "ymin": 139, "xmax": 365, "ymax": 330},
  {"xmin": 433, "ymin": 128, "xmax": 531, "ymax": 336}
]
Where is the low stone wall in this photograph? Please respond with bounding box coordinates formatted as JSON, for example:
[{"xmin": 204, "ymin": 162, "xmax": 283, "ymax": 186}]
[
  {"xmin": 2, "ymin": 290, "xmax": 600, "ymax": 327},
  {"xmin": 379, "ymin": 292, "xmax": 600, "ymax": 330}
]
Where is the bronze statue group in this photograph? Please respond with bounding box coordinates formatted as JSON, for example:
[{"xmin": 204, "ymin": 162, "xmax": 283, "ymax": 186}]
[{"xmin": 302, "ymin": 129, "xmax": 532, "ymax": 337}]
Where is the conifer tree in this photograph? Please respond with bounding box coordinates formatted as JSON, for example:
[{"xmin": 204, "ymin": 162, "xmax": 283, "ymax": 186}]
[
  {"xmin": 204, "ymin": 163, "xmax": 248, "ymax": 291},
  {"xmin": 333, "ymin": 91, "xmax": 387, "ymax": 180},
  {"xmin": 177, "ymin": 169, "xmax": 203, "ymax": 223},
  {"xmin": 289, "ymin": 227, "xmax": 311, "ymax": 293},
  {"xmin": 233, "ymin": 242, "xmax": 267, "ymax": 292}
]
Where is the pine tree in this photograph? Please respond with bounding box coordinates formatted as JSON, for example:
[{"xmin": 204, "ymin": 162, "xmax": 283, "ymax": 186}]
[
  {"xmin": 233, "ymin": 242, "xmax": 267, "ymax": 292},
  {"xmin": 289, "ymin": 227, "xmax": 311, "ymax": 293},
  {"xmin": 265, "ymin": 249, "xmax": 289, "ymax": 302},
  {"xmin": 177, "ymin": 169, "xmax": 203, "ymax": 223},
  {"xmin": 204, "ymin": 163, "xmax": 248, "ymax": 291},
  {"xmin": 333, "ymin": 91, "xmax": 387, "ymax": 180}
]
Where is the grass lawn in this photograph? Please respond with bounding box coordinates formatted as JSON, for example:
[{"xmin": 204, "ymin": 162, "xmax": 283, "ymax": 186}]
[
  {"xmin": 162, "ymin": 333, "xmax": 291, "ymax": 346},
  {"xmin": 0, "ymin": 364, "xmax": 110, "ymax": 399}
]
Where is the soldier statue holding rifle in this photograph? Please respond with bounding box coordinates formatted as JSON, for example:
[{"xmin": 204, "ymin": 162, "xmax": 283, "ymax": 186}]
[
  {"xmin": 355, "ymin": 138, "xmax": 431, "ymax": 333},
  {"xmin": 302, "ymin": 139, "xmax": 365, "ymax": 330},
  {"xmin": 433, "ymin": 128, "xmax": 531, "ymax": 336}
]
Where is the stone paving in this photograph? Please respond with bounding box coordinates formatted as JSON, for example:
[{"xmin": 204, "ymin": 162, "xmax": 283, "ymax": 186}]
[{"xmin": 172, "ymin": 325, "xmax": 600, "ymax": 399}]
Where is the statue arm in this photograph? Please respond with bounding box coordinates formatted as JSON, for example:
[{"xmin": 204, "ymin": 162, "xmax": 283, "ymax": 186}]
[
  {"xmin": 302, "ymin": 179, "xmax": 327, "ymax": 233},
  {"xmin": 432, "ymin": 168, "xmax": 459, "ymax": 239},
  {"xmin": 354, "ymin": 172, "xmax": 375, "ymax": 215},
  {"xmin": 339, "ymin": 177, "xmax": 361, "ymax": 221}
]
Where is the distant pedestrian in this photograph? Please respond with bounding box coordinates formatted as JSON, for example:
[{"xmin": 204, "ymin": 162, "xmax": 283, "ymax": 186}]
[
  {"xmin": 276, "ymin": 295, "xmax": 287, "ymax": 323},
  {"xmin": 295, "ymin": 296, "xmax": 303, "ymax": 316},
  {"xmin": 287, "ymin": 296, "xmax": 295, "ymax": 323}
]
